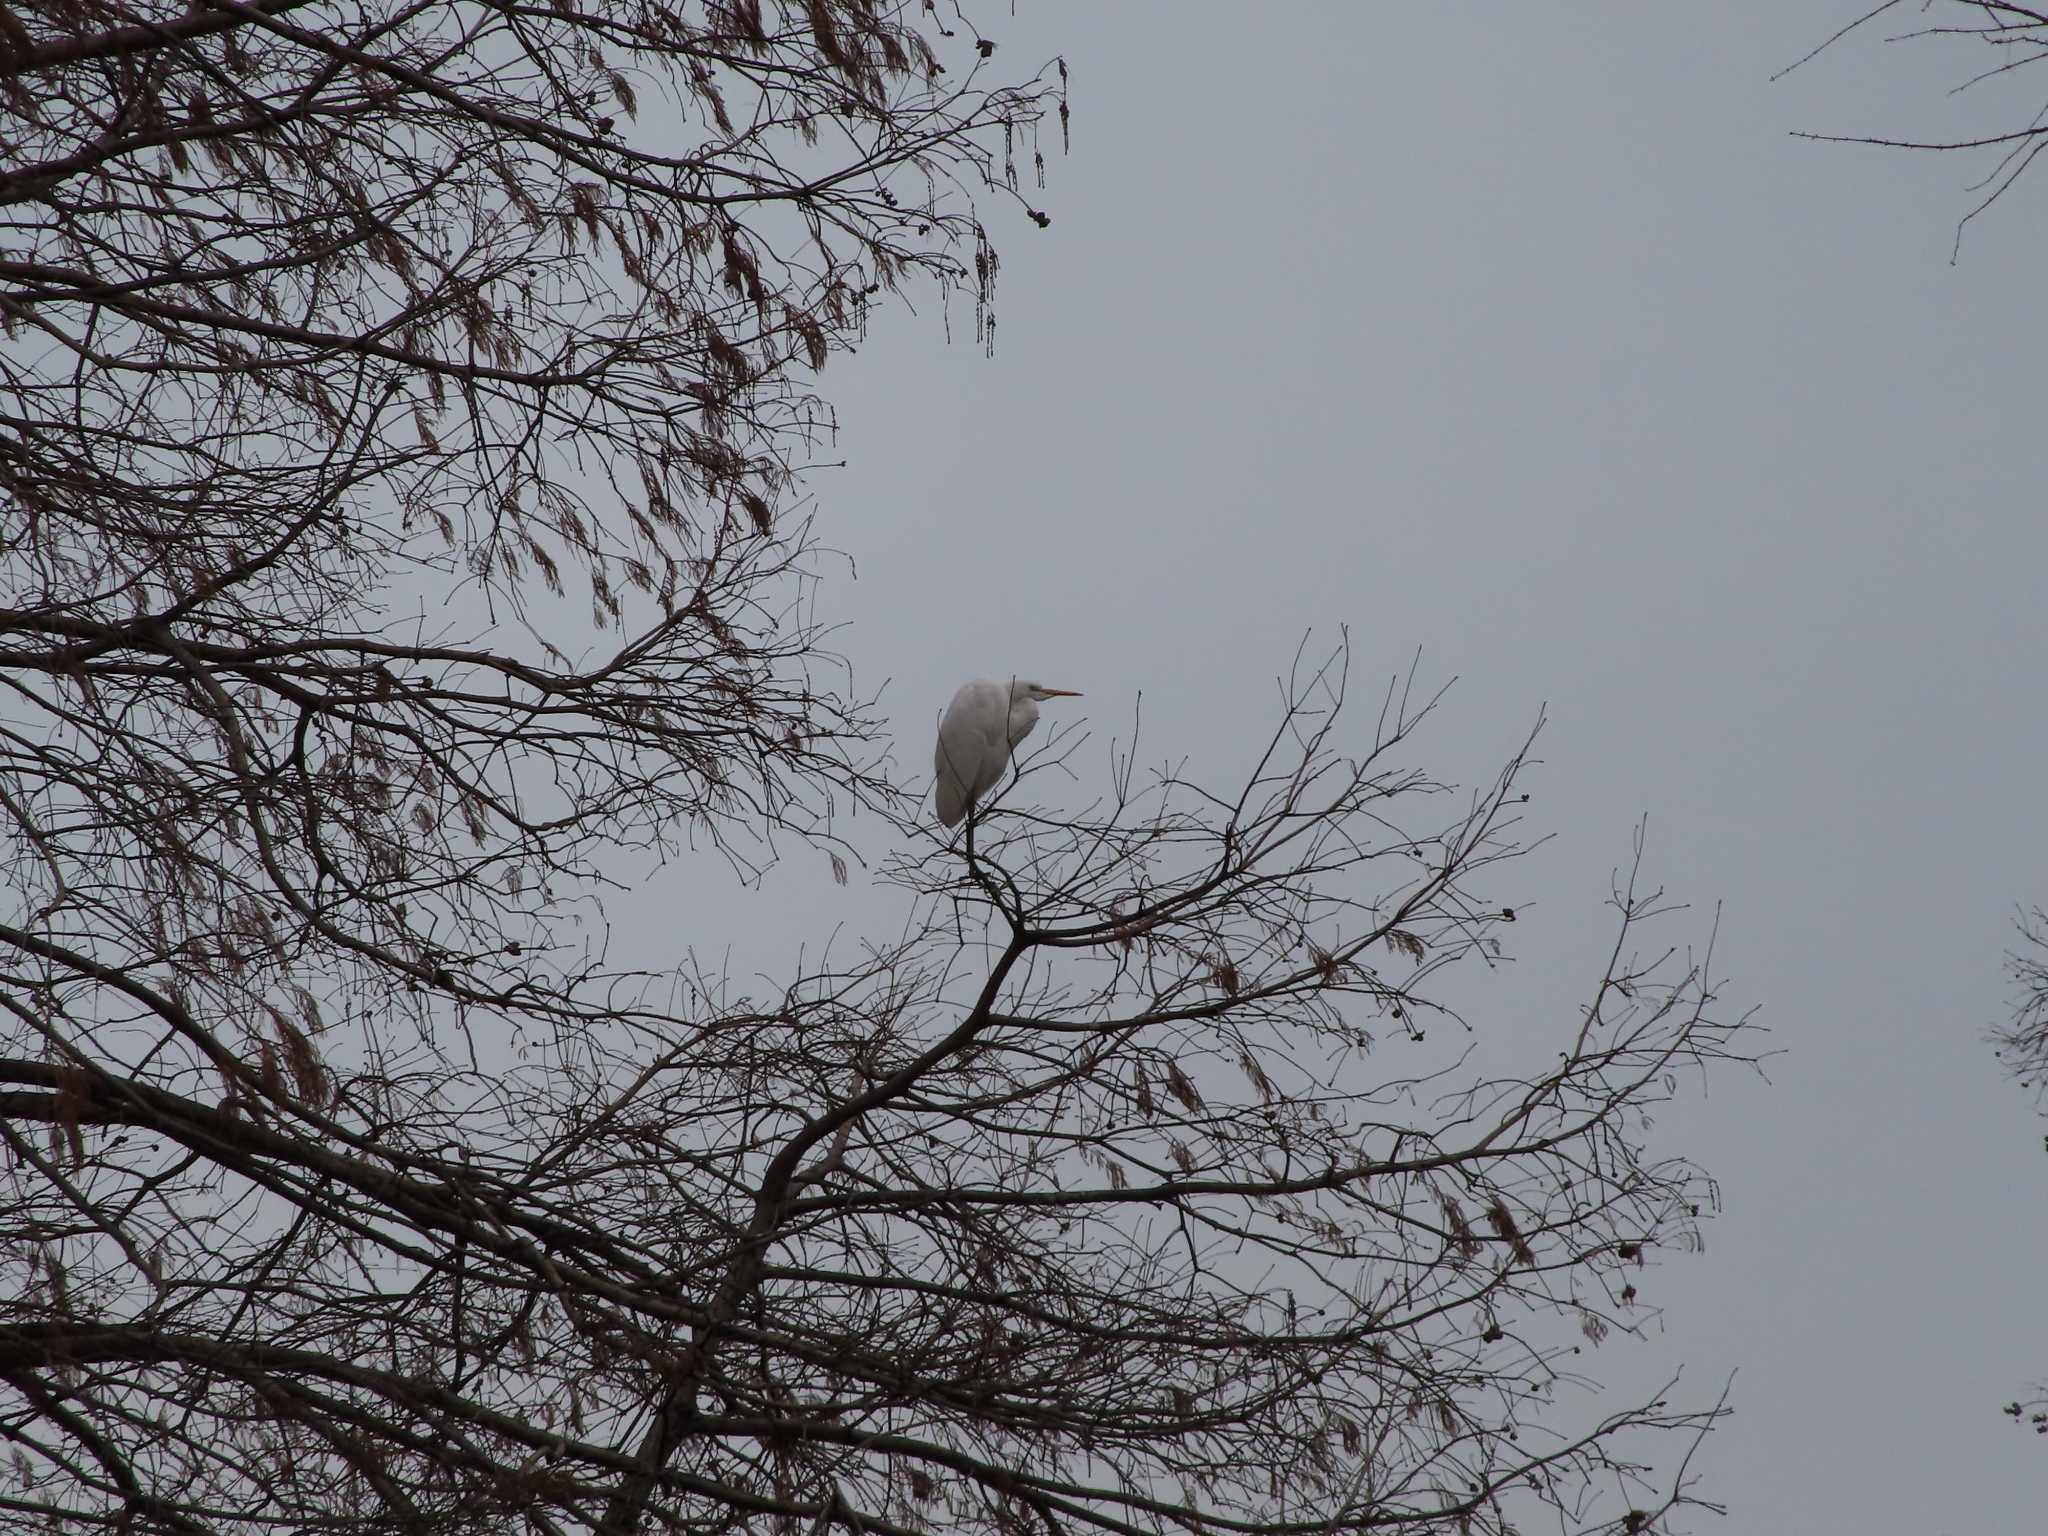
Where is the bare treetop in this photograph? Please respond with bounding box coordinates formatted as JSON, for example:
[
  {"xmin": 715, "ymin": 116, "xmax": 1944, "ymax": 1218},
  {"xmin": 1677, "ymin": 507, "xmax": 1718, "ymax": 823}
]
[
  {"xmin": 1788, "ymin": 3, "xmax": 2048, "ymax": 254},
  {"xmin": 0, "ymin": 0, "xmax": 1062, "ymax": 1096},
  {"xmin": 1, "ymin": 9, "xmax": 1756, "ymax": 1536}
]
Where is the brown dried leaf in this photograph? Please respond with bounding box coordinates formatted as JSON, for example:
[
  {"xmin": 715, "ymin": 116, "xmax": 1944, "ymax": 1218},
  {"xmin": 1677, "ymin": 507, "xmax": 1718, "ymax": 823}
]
[
  {"xmin": 1441, "ymin": 1195, "xmax": 1479, "ymax": 1259},
  {"xmin": 271, "ymin": 1007, "xmax": 333, "ymax": 1109},
  {"xmin": 740, "ymin": 489, "xmax": 772, "ymax": 535},
  {"xmin": 1485, "ymin": 1198, "xmax": 1536, "ymax": 1266}
]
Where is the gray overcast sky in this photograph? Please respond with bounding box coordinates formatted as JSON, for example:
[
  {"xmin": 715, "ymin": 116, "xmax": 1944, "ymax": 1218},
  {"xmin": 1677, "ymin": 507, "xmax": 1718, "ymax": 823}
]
[{"xmin": 737, "ymin": 4, "xmax": 2046, "ymax": 1531}]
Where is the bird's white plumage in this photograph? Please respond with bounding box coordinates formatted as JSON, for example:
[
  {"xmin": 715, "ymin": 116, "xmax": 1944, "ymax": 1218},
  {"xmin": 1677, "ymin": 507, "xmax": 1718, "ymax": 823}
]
[{"xmin": 933, "ymin": 677, "xmax": 1080, "ymax": 828}]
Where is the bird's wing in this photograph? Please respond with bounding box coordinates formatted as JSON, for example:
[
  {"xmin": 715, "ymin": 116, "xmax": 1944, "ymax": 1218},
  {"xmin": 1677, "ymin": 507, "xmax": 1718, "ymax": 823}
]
[
  {"xmin": 935, "ymin": 772, "xmax": 968, "ymax": 828},
  {"xmin": 934, "ymin": 715, "xmax": 970, "ymax": 826},
  {"xmin": 934, "ymin": 680, "xmax": 1003, "ymax": 827}
]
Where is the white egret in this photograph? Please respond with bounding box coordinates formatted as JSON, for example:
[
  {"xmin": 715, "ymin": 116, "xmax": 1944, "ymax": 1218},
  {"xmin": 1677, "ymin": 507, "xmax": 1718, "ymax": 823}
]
[{"xmin": 933, "ymin": 678, "xmax": 1081, "ymax": 828}]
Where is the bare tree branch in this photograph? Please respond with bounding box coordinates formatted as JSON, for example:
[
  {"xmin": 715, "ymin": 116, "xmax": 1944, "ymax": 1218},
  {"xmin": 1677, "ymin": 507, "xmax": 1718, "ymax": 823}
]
[
  {"xmin": 1791, "ymin": 2, "xmax": 2048, "ymax": 255},
  {"xmin": 0, "ymin": 9, "xmax": 1750, "ymax": 1535}
]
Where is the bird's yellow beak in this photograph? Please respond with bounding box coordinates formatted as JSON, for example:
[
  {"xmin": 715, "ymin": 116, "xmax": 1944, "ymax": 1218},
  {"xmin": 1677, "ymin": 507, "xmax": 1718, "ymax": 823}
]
[{"xmin": 1038, "ymin": 688, "xmax": 1083, "ymax": 698}]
